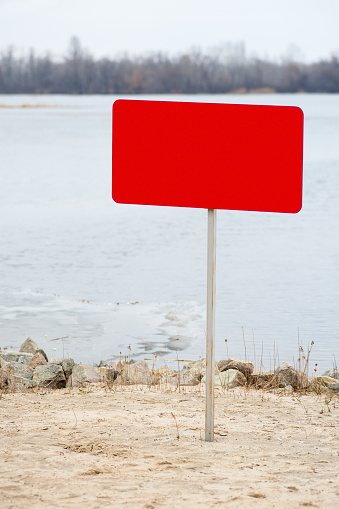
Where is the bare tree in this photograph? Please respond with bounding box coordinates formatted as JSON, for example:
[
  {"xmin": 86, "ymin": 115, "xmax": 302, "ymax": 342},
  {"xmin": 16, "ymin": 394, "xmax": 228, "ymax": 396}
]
[{"xmin": 0, "ymin": 38, "xmax": 338, "ymax": 94}]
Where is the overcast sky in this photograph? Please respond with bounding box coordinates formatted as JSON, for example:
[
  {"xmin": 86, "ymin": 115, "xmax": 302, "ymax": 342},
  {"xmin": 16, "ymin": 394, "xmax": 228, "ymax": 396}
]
[{"xmin": 1, "ymin": 0, "xmax": 339, "ymax": 62}]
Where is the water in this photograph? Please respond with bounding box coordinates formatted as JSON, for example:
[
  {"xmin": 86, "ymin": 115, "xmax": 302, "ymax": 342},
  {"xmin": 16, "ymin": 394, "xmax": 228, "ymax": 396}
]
[{"xmin": 0, "ymin": 93, "xmax": 338, "ymax": 374}]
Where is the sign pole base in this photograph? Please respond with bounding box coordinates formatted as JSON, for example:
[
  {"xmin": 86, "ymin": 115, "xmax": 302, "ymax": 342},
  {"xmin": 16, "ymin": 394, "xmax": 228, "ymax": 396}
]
[{"xmin": 205, "ymin": 208, "xmax": 216, "ymax": 442}]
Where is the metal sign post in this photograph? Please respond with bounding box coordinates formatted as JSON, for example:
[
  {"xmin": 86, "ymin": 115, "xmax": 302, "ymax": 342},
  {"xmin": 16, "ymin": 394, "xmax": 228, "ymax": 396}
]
[
  {"xmin": 205, "ymin": 208, "xmax": 217, "ymax": 441},
  {"xmin": 112, "ymin": 99, "xmax": 304, "ymax": 445}
]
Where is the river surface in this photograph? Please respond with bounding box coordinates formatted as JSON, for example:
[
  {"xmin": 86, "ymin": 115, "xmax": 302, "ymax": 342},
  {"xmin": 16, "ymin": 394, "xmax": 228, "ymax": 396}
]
[{"xmin": 0, "ymin": 93, "xmax": 338, "ymax": 374}]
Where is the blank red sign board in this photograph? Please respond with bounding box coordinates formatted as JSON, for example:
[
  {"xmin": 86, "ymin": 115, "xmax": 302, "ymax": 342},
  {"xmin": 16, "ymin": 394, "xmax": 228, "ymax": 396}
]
[{"xmin": 112, "ymin": 100, "xmax": 303, "ymax": 213}]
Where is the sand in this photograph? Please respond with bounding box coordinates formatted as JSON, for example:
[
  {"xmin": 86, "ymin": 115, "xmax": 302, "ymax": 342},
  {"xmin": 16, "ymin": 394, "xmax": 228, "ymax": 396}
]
[{"xmin": 0, "ymin": 385, "xmax": 338, "ymax": 508}]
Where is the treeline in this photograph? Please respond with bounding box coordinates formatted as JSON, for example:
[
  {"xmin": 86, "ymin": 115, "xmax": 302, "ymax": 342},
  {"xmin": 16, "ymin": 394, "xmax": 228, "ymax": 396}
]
[{"xmin": 1, "ymin": 38, "xmax": 339, "ymax": 94}]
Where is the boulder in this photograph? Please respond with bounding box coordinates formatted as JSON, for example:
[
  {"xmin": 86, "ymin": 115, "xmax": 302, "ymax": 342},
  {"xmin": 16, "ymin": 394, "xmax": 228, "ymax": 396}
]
[
  {"xmin": 33, "ymin": 364, "xmax": 66, "ymax": 389},
  {"xmin": 202, "ymin": 369, "xmax": 246, "ymax": 388},
  {"xmin": 0, "ymin": 350, "xmax": 33, "ymax": 364},
  {"xmin": 275, "ymin": 362, "xmax": 300, "ymax": 389},
  {"xmin": 157, "ymin": 366, "xmax": 177, "ymax": 385},
  {"xmin": 112, "ymin": 359, "xmax": 124, "ymax": 372},
  {"xmin": 67, "ymin": 364, "xmax": 101, "ymax": 388},
  {"xmin": 0, "ymin": 361, "xmax": 9, "ymax": 389},
  {"xmin": 19, "ymin": 337, "xmax": 40, "ymax": 354},
  {"xmin": 19, "ymin": 337, "xmax": 48, "ymax": 362},
  {"xmin": 27, "ymin": 352, "xmax": 48, "ymax": 369},
  {"xmin": 4, "ymin": 361, "xmax": 35, "ymax": 390},
  {"xmin": 35, "ymin": 349, "xmax": 48, "ymax": 362},
  {"xmin": 314, "ymin": 376, "xmax": 339, "ymax": 393},
  {"xmin": 99, "ymin": 366, "xmax": 119, "ymax": 383},
  {"xmin": 185, "ymin": 359, "xmax": 206, "ymax": 381},
  {"xmin": 248, "ymin": 369, "xmax": 275, "ymax": 388},
  {"xmin": 217, "ymin": 358, "xmax": 254, "ymax": 377},
  {"xmin": 161, "ymin": 368, "xmax": 200, "ymax": 387},
  {"xmin": 49, "ymin": 357, "xmax": 62, "ymax": 365},
  {"xmin": 61, "ymin": 358, "xmax": 75, "ymax": 379},
  {"xmin": 118, "ymin": 360, "xmax": 151, "ymax": 385},
  {"xmin": 321, "ymin": 368, "xmax": 339, "ymax": 380}
]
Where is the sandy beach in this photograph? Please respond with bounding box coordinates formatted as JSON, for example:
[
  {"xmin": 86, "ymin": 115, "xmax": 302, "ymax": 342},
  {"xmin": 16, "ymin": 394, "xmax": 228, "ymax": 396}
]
[{"xmin": 0, "ymin": 385, "xmax": 338, "ymax": 508}]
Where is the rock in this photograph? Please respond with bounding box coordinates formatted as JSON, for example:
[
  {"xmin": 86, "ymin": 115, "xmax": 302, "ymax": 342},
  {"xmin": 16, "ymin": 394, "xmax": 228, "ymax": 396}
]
[
  {"xmin": 19, "ymin": 337, "xmax": 48, "ymax": 362},
  {"xmin": 158, "ymin": 365, "xmax": 177, "ymax": 377},
  {"xmin": 178, "ymin": 367, "xmax": 201, "ymax": 386},
  {"xmin": 33, "ymin": 364, "xmax": 66, "ymax": 389},
  {"xmin": 35, "ymin": 349, "xmax": 48, "ymax": 362},
  {"xmin": 27, "ymin": 352, "xmax": 48, "ymax": 369},
  {"xmin": 61, "ymin": 358, "xmax": 75, "ymax": 379},
  {"xmin": 19, "ymin": 337, "xmax": 40, "ymax": 354},
  {"xmin": 112, "ymin": 359, "xmax": 124, "ymax": 372},
  {"xmin": 0, "ymin": 360, "xmax": 10, "ymax": 388},
  {"xmin": 0, "ymin": 350, "xmax": 34, "ymax": 364},
  {"xmin": 275, "ymin": 362, "xmax": 300, "ymax": 389},
  {"xmin": 3, "ymin": 361, "xmax": 35, "ymax": 390},
  {"xmin": 157, "ymin": 366, "xmax": 177, "ymax": 385},
  {"xmin": 314, "ymin": 376, "xmax": 339, "ymax": 393},
  {"xmin": 326, "ymin": 382, "xmax": 339, "ymax": 393},
  {"xmin": 217, "ymin": 358, "xmax": 254, "ymax": 377},
  {"xmin": 202, "ymin": 369, "xmax": 246, "ymax": 388},
  {"xmin": 67, "ymin": 364, "xmax": 101, "ymax": 388},
  {"xmin": 99, "ymin": 366, "xmax": 119, "ymax": 383},
  {"xmin": 119, "ymin": 360, "xmax": 151, "ymax": 385},
  {"xmin": 185, "ymin": 359, "xmax": 206, "ymax": 381},
  {"xmin": 49, "ymin": 357, "xmax": 62, "ymax": 365},
  {"xmin": 248, "ymin": 369, "xmax": 275, "ymax": 388},
  {"xmin": 161, "ymin": 368, "xmax": 200, "ymax": 387},
  {"xmin": 321, "ymin": 368, "xmax": 339, "ymax": 380}
]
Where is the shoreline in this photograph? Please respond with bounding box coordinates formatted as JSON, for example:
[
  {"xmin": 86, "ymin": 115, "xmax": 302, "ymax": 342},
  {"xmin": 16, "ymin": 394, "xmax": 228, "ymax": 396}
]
[{"xmin": 1, "ymin": 338, "xmax": 338, "ymax": 395}]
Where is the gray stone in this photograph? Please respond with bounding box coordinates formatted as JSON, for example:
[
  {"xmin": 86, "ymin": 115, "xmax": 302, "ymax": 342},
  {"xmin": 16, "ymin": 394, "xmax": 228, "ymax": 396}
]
[
  {"xmin": 161, "ymin": 368, "xmax": 200, "ymax": 387},
  {"xmin": 157, "ymin": 366, "xmax": 177, "ymax": 385},
  {"xmin": 19, "ymin": 337, "xmax": 40, "ymax": 354},
  {"xmin": 178, "ymin": 367, "xmax": 200, "ymax": 386},
  {"xmin": 185, "ymin": 359, "xmax": 206, "ymax": 381},
  {"xmin": 49, "ymin": 357, "xmax": 62, "ymax": 365},
  {"xmin": 4, "ymin": 361, "xmax": 35, "ymax": 390},
  {"xmin": 217, "ymin": 358, "xmax": 254, "ymax": 377},
  {"xmin": 275, "ymin": 362, "xmax": 300, "ymax": 389},
  {"xmin": 202, "ymin": 369, "xmax": 246, "ymax": 388},
  {"xmin": 248, "ymin": 369, "xmax": 275, "ymax": 388},
  {"xmin": 99, "ymin": 366, "xmax": 119, "ymax": 383},
  {"xmin": 67, "ymin": 364, "xmax": 101, "ymax": 388},
  {"xmin": 19, "ymin": 338, "xmax": 48, "ymax": 362},
  {"xmin": 321, "ymin": 368, "xmax": 339, "ymax": 380},
  {"xmin": 35, "ymin": 349, "xmax": 48, "ymax": 362},
  {"xmin": 119, "ymin": 360, "xmax": 151, "ymax": 385},
  {"xmin": 33, "ymin": 364, "xmax": 66, "ymax": 389},
  {"xmin": 27, "ymin": 352, "xmax": 48, "ymax": 370},
  {"xmin": 112, "ymin": 359, "xmax": 124, "ymax": 372},
  {"xmin": 0, "ymin": 361, "xmax": 9, "ymax": 389},
  {"xmin": 0, "ymin": 350, "xmax": 34, "ymax": 364},
  {"xmin": 326, "ymin": 382, "xmax": 339, "ymax": 393},
  {"xmin": 61, "ymin": 358, "xmax": 75, "ymax": 379},
  {"xmin": 314, "ymin": 376, "xmax": 339, "ymax": 393}
]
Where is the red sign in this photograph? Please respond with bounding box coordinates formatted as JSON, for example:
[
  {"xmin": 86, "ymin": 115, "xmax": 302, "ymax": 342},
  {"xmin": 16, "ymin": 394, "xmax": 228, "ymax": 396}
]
[{"xmin": 112, "ymin": 100, "xmax": 303, "ymax": 213}]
